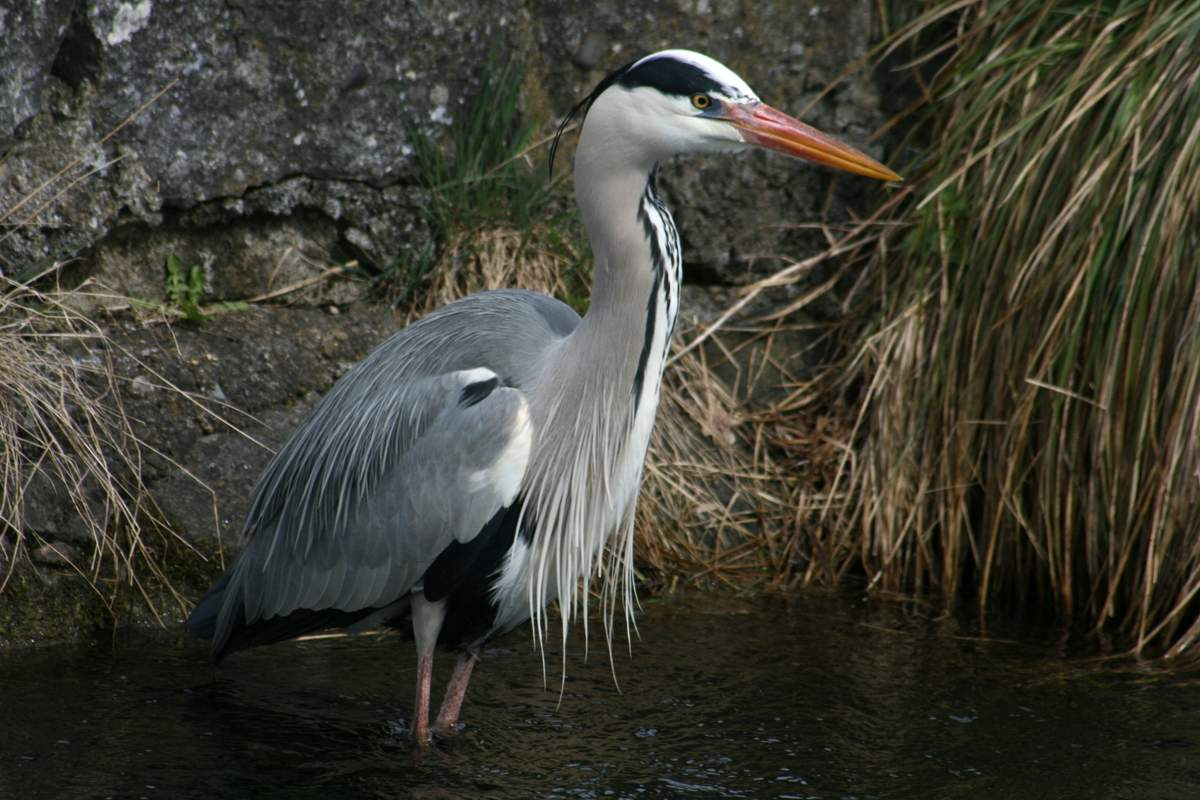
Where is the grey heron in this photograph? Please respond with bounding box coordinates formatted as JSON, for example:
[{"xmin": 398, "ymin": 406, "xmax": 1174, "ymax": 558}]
[{"xmin": 188, "ymin": 49, "xmax": 899, "ymax": 744}]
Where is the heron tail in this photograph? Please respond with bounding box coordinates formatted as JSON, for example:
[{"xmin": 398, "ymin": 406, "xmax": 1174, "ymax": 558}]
[{"xmin": 186, "ymin": 572, "xmax": 230, "ymax": 642}]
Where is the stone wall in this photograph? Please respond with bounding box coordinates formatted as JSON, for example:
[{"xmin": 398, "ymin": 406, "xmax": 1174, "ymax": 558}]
[{"xmin": 3, "ymin": 0, "xmax": 890, "ymax": 291}]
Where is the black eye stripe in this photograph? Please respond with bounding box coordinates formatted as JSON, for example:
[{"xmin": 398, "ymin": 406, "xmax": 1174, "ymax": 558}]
[{"xmin": 618, "ymin": 57, "xmax": 725, "ymax": 98}]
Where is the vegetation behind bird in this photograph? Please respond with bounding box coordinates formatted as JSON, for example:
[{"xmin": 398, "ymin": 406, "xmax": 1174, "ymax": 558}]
[
  {"xmin": 785, "ymin": 0, "xmax": 1200, "ymax": 660},
  {"xmin": 382, "ymin": 63, "xmax": 591, "ymax": 314},
  {"xmin": 6, "ymin": 23, "xmax": 1197, "ymax": 668},
  {"xmin": 0, "ymin": 271, "xmax": 198, "ymax": 626}
]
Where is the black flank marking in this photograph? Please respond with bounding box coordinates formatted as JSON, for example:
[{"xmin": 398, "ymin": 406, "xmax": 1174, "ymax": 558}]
[
  {"xmin": 619, "ymin": 55, "xmax": 724, "ymax": 97},
  {"xmin": 459, "ymin": 375, "xmax": 500, "ymax": 408},
  {"xmin": 423, "ymin": 498, "xmax": 526, "ymax": 648}
]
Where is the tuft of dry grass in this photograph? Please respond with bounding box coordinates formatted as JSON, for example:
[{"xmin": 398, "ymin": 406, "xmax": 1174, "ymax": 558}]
[
  {"xmin": 636, "ymin": 313, "xmax": 860, "ymax": 591},
  {"xmin": 772, "ymin": 0, "xmax": 1200, "ymax": 659},
  {"xmin": 0, "ymin": 79, "xmax": 215, "ymax": 626},
  {"xmin": 404, "ymin": 226, "xmax": 586, "ymax": 320},
  {"xmin": 0, "ymin": 269, "xmax": 197, "ymax": 618}
]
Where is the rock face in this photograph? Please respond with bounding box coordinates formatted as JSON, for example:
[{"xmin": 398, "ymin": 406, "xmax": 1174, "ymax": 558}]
[
  {"xmin": 2, "ymin": 0, "xmax": 531, "ymax": 288},
  {"xmin": 3, "ymin": 2, "xmax": 896, "ymax": 562},
  {"xmin": 2, "ymin": 0, "xmax": 891, "ymax": 287},
  {"xmin": 107, "ymin": 306, "xmax": 403, "ymax": 546},
  {"xmin": 0, "ymin": 0, "xmax": 74, "ymax": 151}
]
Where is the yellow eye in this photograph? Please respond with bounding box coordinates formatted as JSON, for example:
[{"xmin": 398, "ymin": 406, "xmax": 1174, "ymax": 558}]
[{"xmin": 691, "ymin": 93, "xmax": 712, "ymax": 110}]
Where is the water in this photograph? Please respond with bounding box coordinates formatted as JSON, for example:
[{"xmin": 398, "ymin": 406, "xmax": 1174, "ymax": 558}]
[{"xmin": 2, "ymin": 592, "xmax": 1199, "ymax": 799}]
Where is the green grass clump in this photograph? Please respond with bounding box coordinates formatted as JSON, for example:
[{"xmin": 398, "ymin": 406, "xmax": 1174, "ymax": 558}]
[
  {"xmin": 165, "ymin": 254, "xmax": 206, "ymax": 323},
  {"xmin": 803, "ymin": 0, "xmax": 1200, "ymax": 659},
  {"xmin": 409, "ymin": 64, "xmax": 557, "ymax": 239},
  {"xmin": 384, "ymin": 63, "xmax": 590, "ymax": 313}
]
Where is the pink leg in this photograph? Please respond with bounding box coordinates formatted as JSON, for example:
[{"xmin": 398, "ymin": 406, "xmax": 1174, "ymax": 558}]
[
  {"xmin": 413, "ymin": 651, "xmax": 434, "ymax": 746},
  {"xmin": 410, "ymin": 592, "xmax": 446, "ymax": 747},
  {"xmin": 434, "ymin": 651, "xmax": 478, "ymax": 731}
]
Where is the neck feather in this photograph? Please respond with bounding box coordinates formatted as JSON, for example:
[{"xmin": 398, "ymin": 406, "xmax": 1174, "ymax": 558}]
[
  {"xmin": 518, "ymin": 116, "xmax": 683, "ymax": 651},
  {"xmin": 570, "ymin": 126, "xmax": 681, "ymax": 371}
]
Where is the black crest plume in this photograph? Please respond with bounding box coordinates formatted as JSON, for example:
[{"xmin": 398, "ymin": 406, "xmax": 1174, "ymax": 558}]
[{"xmin": 548, "ymin": 58, "xmax": 637, "ymax": 179}]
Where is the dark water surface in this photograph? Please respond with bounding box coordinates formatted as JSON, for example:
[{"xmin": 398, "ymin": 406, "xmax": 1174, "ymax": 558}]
[{"xmin": 2, "ymin": 593, "xmax": 1199, "ymax": 799}]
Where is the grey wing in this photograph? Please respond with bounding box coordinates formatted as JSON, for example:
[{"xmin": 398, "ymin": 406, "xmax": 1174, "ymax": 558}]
[{"xmin": 212, "ymin": 366, "xmax": 532, "ymax": 651}]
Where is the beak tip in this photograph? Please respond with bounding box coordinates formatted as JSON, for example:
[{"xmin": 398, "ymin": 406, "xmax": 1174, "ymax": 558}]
[
  {"xmin": 863, "ymin": 162, "xmax": 902, "ymax": 183},
  {"xmin": 861, "ymin": 159, "xmax": 902, "ymax": 183}
]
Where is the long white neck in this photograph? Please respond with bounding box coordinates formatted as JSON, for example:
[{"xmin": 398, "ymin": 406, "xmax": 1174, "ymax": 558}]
[
  {"xmin": 571, "ymin": 101, "xmax": 682, "ymax": 407},
  {"xmin": 515, "ymin": 96, "xmax": 683, "ymax": 649}
]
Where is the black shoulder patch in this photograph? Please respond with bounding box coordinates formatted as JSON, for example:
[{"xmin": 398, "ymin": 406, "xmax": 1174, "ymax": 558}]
[
  {"xmin": 459, "ymin": 376, "xmax": 500, "ymax": 408},
  {"xmin": 618, "ymin": 55, "xmax": 723, "ymax": 97}
]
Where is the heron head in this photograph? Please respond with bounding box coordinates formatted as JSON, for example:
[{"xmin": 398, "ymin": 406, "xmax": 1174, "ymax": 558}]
[{"xmin": 554, "ymin": 49, "xmax": 900, "ymax": 182}]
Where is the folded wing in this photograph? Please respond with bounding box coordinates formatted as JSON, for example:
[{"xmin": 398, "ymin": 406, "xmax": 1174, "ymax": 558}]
[{"xmin": 191, "ymin": 367, "xmax": 532, "ymax": 660}]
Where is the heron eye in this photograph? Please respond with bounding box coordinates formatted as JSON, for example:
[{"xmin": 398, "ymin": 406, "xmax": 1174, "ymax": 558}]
[{"xmin": 691, "ymin": 93, "xmax": 712, "ymax": 110}]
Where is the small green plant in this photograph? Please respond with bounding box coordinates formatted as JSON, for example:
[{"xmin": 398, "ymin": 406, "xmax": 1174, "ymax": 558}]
[
  {"xmin": 128, "ymin": 254, "xmax": 249, "ymax": 322},
  {"xmin": 165, "ymin": 254, "xmax": 206, "ymax": 323}
]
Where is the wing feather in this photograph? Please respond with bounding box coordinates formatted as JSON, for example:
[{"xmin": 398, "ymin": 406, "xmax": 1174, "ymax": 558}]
[
  {"xmin": 210, "ymin": 367, "xmax": 533, "ymax": 654},
  {"xmin": 192, "ymin": 289, "xmax": 579, "ymax": 658}
]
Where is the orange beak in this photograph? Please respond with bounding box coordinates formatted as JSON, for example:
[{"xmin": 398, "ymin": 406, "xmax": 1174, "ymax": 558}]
[{"xmin": 726, "ymin": 102, "xmax": 901, "ymax": 182}]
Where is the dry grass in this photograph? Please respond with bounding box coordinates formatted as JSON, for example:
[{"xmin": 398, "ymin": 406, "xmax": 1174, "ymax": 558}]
[
  {"xmin": 768, "ymin": 0, "xmax": 1200, "ymax": 659},
  {"xmin": 630, "ymin": 208, "xmax": 907, "ymax": 592},
  {"xmin": 403, "ymin": 226, "xmax": 585, "ymax": 319},
  {"xmin": 0, "ymin": 270, "xmax": 194, "ymax": 618},
  {"xmin": 636, "ymin": 324, "xmax": 848, "ymax": 590},
  {"xmin": 0, "ymin": 78, "xmax": 215, "ymax": 626}
]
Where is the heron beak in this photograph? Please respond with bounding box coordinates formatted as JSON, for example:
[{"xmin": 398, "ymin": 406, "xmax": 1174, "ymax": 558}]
[{"xmin": 726, "ymin": 102, "xmax": 902, "ymax": 182}]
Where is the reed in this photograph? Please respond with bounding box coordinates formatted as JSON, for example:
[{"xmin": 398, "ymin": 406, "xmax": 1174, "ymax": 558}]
[{"xmin": 783, "ymin": 0, "xmax": 1200, "ymax": 658}]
